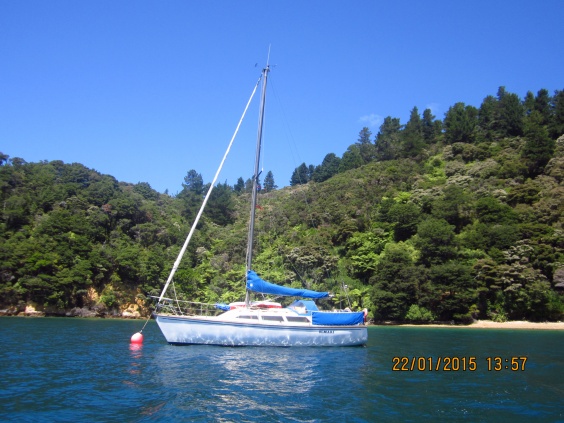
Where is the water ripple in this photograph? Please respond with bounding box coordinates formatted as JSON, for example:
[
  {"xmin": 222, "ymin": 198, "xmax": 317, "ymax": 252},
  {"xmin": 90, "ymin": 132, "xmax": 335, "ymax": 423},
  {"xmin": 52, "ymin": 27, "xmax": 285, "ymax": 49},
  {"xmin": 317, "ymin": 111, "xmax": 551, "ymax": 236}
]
[{"xmin": 1, "ymin": 319, "xmax": 562, "ymax": 422}]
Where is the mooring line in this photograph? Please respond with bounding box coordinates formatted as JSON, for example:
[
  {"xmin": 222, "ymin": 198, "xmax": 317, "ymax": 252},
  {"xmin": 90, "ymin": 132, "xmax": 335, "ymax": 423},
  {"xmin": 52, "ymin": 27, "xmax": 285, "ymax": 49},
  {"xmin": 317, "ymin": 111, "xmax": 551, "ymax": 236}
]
[{"xmin": 139, "ymin": 313, "xmax": 152, "ymax": 333}]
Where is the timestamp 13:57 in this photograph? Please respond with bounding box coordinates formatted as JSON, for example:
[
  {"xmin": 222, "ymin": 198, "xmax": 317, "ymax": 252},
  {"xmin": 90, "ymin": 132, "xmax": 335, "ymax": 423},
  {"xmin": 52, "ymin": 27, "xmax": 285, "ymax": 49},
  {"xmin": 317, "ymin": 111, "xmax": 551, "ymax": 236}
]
[{"xmin": 486, "ymin": 356, "xmax": 528, "ymax": 371}]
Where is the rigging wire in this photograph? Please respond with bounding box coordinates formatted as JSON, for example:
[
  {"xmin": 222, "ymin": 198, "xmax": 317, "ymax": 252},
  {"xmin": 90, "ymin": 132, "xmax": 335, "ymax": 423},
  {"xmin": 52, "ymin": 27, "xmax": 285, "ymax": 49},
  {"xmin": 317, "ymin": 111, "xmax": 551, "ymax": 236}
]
[
  {"xmin": 268, "ymin": 77, "xmax": 328, "ymax": 296},
  {"xmin": 269, "ymin": 77, "xmax": 316, "ymax": 229},
  {"xmin": 157, "ymin": 71, "xmax": 263, "ymax": 303}
]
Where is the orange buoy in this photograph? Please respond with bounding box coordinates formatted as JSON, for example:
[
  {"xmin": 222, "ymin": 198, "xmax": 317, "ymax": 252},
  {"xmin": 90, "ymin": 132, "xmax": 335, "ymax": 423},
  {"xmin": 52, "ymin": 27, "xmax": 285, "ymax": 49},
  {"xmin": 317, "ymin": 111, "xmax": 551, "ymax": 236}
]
[{"xmin": 130, "ymin": 332, "xmax": 144, "ymax": 344}]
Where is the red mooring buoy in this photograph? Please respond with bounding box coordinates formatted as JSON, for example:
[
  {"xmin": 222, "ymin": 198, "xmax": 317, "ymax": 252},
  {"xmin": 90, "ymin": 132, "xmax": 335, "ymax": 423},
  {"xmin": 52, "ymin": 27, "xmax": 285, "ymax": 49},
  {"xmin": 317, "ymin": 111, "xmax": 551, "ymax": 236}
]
[{"xmin": 130, "ymin": 332, "xmax": 144, "ymax": 344}]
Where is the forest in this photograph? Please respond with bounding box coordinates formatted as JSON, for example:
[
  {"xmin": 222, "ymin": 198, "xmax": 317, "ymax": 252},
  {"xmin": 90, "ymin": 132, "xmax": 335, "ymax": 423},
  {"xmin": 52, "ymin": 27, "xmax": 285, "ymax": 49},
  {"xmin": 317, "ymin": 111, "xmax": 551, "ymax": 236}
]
[{"xmin": 1, "ymin": 86, "xmax": 563, "ymax": 323}]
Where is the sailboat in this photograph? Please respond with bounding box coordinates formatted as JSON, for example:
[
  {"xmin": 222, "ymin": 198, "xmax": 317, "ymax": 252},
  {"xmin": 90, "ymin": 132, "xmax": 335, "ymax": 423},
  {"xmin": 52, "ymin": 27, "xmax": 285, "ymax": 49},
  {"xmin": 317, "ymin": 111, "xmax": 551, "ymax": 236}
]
[{"xmin": 153, "ymin": 64, "xmax": 368, "ymax": 347}]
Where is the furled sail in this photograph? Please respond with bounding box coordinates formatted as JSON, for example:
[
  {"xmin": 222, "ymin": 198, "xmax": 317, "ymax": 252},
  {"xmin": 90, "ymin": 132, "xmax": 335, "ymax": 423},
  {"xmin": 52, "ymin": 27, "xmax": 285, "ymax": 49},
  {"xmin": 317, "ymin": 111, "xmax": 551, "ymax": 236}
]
[{"xmin": 246, "ymin": 270, "xmax": 330, "ymax": 299}]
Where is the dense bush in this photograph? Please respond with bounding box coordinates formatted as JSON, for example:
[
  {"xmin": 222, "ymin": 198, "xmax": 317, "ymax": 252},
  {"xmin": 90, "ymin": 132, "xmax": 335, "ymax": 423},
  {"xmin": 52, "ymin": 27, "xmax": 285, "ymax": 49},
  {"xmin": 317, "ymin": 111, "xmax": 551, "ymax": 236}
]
[{"xmin": 1, "ymin": 87, "xmax": 563, "ymax": 321}]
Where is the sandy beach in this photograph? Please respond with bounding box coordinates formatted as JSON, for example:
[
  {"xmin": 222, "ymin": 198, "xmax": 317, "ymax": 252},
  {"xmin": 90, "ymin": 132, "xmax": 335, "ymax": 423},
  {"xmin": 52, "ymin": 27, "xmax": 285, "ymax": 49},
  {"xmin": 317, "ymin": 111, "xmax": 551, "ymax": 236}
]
[{"xmin": 397, "ymin": 320, "xmax": 564, "ymax": 330}]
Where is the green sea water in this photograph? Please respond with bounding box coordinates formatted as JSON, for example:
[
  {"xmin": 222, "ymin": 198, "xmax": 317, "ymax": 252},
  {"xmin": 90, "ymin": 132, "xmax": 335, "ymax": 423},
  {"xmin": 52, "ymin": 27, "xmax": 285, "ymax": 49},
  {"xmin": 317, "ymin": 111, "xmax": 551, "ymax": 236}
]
[{"xmin": 0, "ymin": 317, "xmax": 562, "ymax": 422}]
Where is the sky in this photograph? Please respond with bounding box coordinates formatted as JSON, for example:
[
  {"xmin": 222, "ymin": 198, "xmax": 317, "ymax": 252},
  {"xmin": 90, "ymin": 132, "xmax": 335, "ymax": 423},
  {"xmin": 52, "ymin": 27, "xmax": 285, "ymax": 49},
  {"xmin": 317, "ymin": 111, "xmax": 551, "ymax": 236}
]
[{"xmin": 1, "ymin": 1, "xmax": 563, "ymax": 194}]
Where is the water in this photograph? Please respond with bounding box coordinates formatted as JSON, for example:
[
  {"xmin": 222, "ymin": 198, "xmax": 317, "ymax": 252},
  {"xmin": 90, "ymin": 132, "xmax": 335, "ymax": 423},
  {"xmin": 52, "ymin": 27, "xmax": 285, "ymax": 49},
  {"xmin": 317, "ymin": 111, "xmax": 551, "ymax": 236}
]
[{"xmin": 0, "ymin": 318, "xmax": 562, "ymax": 422}]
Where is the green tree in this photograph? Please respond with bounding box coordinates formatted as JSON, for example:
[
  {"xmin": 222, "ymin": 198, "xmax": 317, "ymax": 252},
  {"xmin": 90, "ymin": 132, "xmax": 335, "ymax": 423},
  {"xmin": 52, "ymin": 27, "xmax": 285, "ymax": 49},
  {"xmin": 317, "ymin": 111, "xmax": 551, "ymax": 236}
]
[
  {"xmin": 522, "ymin": 111, "xmax": 555, "ymax": 177},
  {"xmin": 290, "ymin": 163, "xmax": 310, "ymax": 186},
  {"xmin": 233, "ymin": 177, "xmax": 245, "ymax": 194},
  {"xmin": 375, "ymin": 117, "xmax": 402, "ymax": 160},
  {"xmin": 263, "ymin": 171, "xmax": 277, "ymax": 192},
  {"xmin": 422, "ymin": 108, "xmax": 439, "ymax": 143},
  {"xmin": 356, "ymin": 127, "xmax": 375, "ymax": 163},
  {"xmin": 460, "ymin": 221, "xmax": 519, "ymax": 254},
  {"xmin": 414, "ymin": 218, "xmax": 457, "ymax": 266},
  {"xmin": 401, "ymin": 106, "xmax": 425, "ymax": 156},
  {"xmin": 405, "ymin": 304, "xmax": 434, "ymax": 322},
  {"xmin": 345, "ymin": 230, "xmax": 390, "ymax": 278},
  {"xmin": 370, "ymin": 242, "xmax": 425, "ymax": 321},
  {"xmin": 182, "ymin": 169, "xmax": 204, "ymax": 195},
  {"xmin": 474, "ymin": 248, "xmax": 557, "ymax": 322},
  {"xmin": 85, "ymin": 175, "xmax": 119, "ymax": 205},
  {"xmin": 3, "ymin": 194, "xmax": 30, "ymax": 229},
  {"xmin": 496, "ymin": 86, "xmax": 524, "ymax": 137},
  {"xmin": 339, "ymin": 145, "xmax": 363, "ymax": 172},
  {"xmin": 244, "ymin": 177, "xmax": 253, "ymax": 192},
  {"xmin": 534, "ymin": 89, "xmax": 552, "ymax": 124},
  {"xmin": 478, "ymin": 95, "xmax": 499, "ymax": 140},
  {"xmin": 206, "ymin": 182, "xmax": 235, "ymax": 225},
  {"xmin": 444, "ymin": 102, "xmax": 478, "ymax": 144},
  {"xmin": 312, "ymin": 153, "xmax": 341, "ymax": 182},
  {"xmin": 0, "ymin": 152, "xmax": 9, "ymax": 166},
  {"xmin": 11, "ymin": 157, "xmax": 27, "ymax": 167},
  {"xmin": 524, "ymin": 91, "xmax": 536, "ymax": 116},
  {"xmin": 133, "ymin": 182, "xmax": 160, "ymax": 201},
  {"xmin": 475, "ymin": 196, "xmax": 518, "ymax": 224},
  {"xmin": 357, "ymin": 126, "xmax": 372, "ymax": 144},
  {"xmin": 427, "ymin": 262, "xmax": 476, "ymax": 321},
  {"xmin": 178, "ymin": 169, "xmax": 205, "ymax": 221},
  {"xmin": 386, "ymin": 202, "xmax": 421, "ymax": 241},
  {"xmin": 431, "ymin": 185, "xmax": 473, "ymax": 232},
  {"xmin": 549, "ymin": 89, "xmax": 564, "ymax": 138}
]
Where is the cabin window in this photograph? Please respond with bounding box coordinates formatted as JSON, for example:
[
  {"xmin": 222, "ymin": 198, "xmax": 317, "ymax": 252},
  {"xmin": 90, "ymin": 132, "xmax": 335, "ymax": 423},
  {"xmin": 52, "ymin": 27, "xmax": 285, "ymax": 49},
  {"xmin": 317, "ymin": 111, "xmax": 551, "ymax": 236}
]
[
  {"xmin": 237, "ymin": 315, "xmax": 258, "ymax": 320},
  {"xmin": 286, "ymin": 316, "xmax": 310, "ymax": 323},
  {"xmin": 261, "ymin": 315, "xmax": 284, "ymax": 322}
]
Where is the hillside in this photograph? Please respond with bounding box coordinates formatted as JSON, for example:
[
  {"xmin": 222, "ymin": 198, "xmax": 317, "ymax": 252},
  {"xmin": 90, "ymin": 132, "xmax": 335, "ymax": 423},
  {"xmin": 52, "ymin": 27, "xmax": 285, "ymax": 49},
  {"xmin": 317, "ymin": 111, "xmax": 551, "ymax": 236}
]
[{"xmin": 1, "ymin": 86, "xmax": 563, "ymax": 322}]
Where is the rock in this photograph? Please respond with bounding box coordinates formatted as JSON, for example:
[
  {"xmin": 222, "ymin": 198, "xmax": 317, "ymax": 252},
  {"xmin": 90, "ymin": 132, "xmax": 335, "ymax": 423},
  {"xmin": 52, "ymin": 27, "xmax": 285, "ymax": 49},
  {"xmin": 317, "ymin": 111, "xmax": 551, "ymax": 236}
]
[
  {"xmin": 22, "ymin": 305, "xmax": 45, "ymax": 317},
  {"xmin": 122, "ymin": 310, "xmax": 141, "ymax": 319},
  {"xmin": 66, "ymin": 307, "xmax": 97, "ymax": 318}
]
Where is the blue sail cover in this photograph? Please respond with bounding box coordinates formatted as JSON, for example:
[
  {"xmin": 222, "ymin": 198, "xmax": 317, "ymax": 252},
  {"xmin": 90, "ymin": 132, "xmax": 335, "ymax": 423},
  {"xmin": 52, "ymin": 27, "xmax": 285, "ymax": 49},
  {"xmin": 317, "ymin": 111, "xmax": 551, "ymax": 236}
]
[
  {"xmin": 214, "ymin": 303, "xmax": 231, "ymax": 311},
  {"xmin": 312, "ymin": 311, "xmax": 365, "ymax": 326},
  {"xmin": 246, "ymin": 270, "xmax": 329, "ymax": 299}
]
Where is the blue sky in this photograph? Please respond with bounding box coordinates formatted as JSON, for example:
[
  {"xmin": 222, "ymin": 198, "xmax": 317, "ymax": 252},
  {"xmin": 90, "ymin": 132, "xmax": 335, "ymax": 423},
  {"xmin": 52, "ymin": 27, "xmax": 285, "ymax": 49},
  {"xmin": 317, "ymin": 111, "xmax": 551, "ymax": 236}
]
[{"xmin": 1, "ymin": 1, "xmax": 563, "ymax": 194}]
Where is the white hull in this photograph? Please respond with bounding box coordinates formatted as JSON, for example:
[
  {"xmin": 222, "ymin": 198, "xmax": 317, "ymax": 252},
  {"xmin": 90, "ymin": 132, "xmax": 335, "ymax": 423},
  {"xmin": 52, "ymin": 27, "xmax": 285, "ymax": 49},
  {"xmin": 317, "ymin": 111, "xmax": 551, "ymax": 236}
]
[{"xmin": 154, "ymin": 314, "xmax": 367, "ymax": 347}]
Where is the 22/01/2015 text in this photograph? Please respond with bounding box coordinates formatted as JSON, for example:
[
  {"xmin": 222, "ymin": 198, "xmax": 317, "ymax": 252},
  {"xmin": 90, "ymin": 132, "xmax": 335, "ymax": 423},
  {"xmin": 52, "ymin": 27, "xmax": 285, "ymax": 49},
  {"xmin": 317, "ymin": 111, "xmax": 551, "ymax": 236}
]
[{"xmin": 392, "ymin": 356, "xmax": 528, "ymax": 372}]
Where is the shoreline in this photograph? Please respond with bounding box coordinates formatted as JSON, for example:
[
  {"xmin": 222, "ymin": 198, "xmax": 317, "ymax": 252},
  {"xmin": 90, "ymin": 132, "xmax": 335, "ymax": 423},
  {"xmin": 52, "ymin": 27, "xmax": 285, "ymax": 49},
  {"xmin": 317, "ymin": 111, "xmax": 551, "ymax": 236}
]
[
  {"xmin": 2, "ymin": 313, "xmax": 563, "ymax": 329},
  {"xmin": 390, "ymin": 320, "xmax": 564, "ymax": 330}
]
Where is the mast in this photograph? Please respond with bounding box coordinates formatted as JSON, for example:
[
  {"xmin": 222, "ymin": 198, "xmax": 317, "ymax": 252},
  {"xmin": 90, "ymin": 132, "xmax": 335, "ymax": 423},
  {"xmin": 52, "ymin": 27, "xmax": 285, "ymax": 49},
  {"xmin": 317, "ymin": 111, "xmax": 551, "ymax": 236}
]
[{"xmin": 245, "ymin": 64, "xmax": 269, "ymax": 306}]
